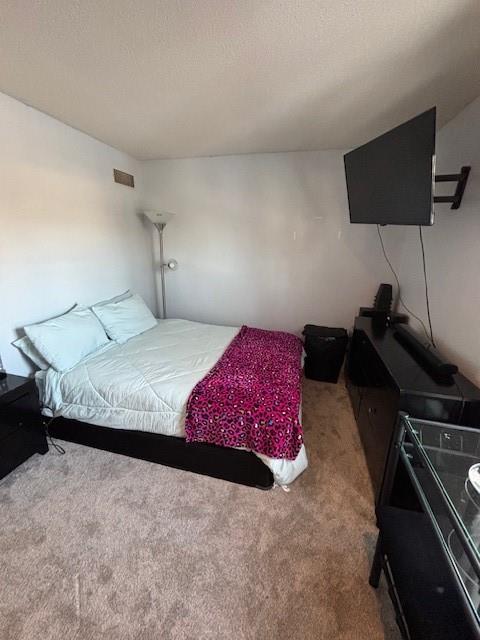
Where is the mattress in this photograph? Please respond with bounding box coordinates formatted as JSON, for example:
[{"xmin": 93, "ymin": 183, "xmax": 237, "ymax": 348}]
[{"xmin": 37, "ymin": 319, "xmax": 308, "ymax": 485}]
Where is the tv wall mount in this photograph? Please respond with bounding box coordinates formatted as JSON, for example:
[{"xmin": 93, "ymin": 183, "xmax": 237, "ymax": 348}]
[{"xmin": 434, "ymin": 166, "xmax": 471, "ymax": 210}]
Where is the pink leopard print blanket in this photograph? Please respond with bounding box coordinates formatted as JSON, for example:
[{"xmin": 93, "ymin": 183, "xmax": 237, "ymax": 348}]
[{"xmin": 185, "ymin": 326, "xmax": 303, "ymax": 460}]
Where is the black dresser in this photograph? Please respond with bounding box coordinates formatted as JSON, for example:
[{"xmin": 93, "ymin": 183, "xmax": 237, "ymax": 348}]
[
  {"xmin": 346, "ymin": 316, "xmax": 480, "ymax": 501},
  {"xmin": 0, "ymin": 374, "xmax": 48, "ymax": 480}
]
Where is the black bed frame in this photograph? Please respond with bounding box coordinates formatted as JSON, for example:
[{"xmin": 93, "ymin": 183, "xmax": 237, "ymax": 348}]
[{"xmin": 48, "ymin": 417, "xmax": 274, "ymax": 490}]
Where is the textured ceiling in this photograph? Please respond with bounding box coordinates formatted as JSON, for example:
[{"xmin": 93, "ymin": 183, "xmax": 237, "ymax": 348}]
[{"xmin": 1, "ymin": 1, "xmax": 480, "ymax": 159}]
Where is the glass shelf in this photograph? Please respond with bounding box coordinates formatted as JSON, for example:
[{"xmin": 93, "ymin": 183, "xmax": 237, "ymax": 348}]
[{"xmin": 401, "ymin": 414, "xmax": 480, "ymax": 624}]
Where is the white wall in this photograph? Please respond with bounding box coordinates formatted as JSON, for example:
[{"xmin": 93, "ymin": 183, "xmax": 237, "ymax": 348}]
[
  {"xmin": 14, "ymin": 85, "xmax": 476, "ymax": 386},
  {"xmin": 380, "ymin": 97, "xmax": 480, "ymax": 386},
  {"xmin": 0, "ymin": 92, "xmax": 156, "ymax": 376},
  {"xmin": 143, "ymin": 151, "xmax": 390, "ymax": 334}
]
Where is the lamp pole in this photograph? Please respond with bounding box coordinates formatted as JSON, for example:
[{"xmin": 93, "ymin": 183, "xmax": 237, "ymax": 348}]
[
  {"xmin": 144, "ymin": 211, "xmax": 177, "ymax": 320},
  {"xmin": 154, "ymin": 223, "xmax": 167, "ymax": 319}
]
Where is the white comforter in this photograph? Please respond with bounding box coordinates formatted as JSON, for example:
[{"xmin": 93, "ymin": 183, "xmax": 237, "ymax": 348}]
[{"xmin": 38, "ymin": 319, "xmax": 308, "ymax": 485}]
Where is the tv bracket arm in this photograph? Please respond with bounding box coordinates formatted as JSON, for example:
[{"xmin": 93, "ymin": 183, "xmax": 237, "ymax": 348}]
[{"xmin": 434, "ymin": 166, "xmax": 471, "ymax": 210}]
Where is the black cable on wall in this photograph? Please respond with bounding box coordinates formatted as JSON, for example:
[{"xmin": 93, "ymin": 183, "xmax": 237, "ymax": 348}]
[
  {"xmin": 376, "ymin": 224, "xmax": 434, "ymax": 344},
  {"xmin": 418, "ymin": 225, "xmax": 435, "ymax": 346}
]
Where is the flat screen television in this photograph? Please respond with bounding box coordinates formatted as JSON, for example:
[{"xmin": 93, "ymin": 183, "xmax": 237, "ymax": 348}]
[{"xmin": 344, "ymin": 107, "xmax": 436, "ymax": 225}]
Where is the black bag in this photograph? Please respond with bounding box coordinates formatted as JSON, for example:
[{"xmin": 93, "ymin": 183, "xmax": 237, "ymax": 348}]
[{"xmin": 302, "ymin": 325, "xmax": 348, "ymax": 383}]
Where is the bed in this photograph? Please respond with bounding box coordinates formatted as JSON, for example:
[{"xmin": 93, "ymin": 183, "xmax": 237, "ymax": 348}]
[{"xmin": 36, "ymin": 319, "xmax": 308, "ymax": 488}]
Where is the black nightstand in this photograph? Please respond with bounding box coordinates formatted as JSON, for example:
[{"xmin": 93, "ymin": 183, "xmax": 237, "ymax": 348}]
[{"xmin": 0, "ymin": 374, "xmax": 48, "ymax": 480}]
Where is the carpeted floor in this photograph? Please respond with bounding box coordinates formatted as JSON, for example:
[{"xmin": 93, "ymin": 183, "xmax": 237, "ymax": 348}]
[{"xmin": 0, "ymin": 378, "xmax": 400, "ymax": 640}]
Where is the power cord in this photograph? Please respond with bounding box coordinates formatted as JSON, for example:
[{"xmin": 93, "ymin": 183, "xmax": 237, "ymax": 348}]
[
  {"xmin": 42, "ymin": 413, "xmax": 65, "ymax": 455},
  {"xmin": 376, "ymin": 224, "xmax": 433, "ymax": 344},
  {"xmin": 418, "ymin": 226, "xmax": 435, "ymax": 347}
]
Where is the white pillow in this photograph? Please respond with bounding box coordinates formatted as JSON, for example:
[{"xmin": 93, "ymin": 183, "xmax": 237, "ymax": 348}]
[
  {"xmin": 24, "ymin": 307, "xmax": 109, "ymax": 372},
  {"xmin": 12, "ymin": 336, "xmax": 50, "ymax": 370},
  {"xmin": 92, "ymin": 294, "xmax": 157, "ymax": 344},
  {"xmin": 92, "ymin": 289, "xmax": 132, "ymax": 308}
]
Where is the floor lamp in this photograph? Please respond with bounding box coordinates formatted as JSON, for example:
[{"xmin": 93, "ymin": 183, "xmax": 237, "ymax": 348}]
[{"xmin": 144, "ymin": 211, "xmax": 178, "ymax": 319}]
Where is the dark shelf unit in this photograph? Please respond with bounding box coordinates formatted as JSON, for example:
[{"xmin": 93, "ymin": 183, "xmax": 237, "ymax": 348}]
[
  {"xmin": 374, "ymin": 505, "xmax": 479, "ymax": 640},
  {"xmin": 370, "ymin": 415, "xmax": 480, "ymax": 639},
  {"xmin": 346, "ymin": 316, "xmax": 480, "ymax": 502}
]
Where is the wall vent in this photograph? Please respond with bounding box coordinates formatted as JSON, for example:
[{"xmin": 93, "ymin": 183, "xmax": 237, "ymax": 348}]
[{"xmin": 113, "ymin": 168, "xmax": 134, "ymax": 188}]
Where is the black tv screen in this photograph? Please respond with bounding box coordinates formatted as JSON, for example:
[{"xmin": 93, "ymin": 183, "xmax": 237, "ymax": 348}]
[{"xmin": 344, "ymin": 107, "xmax": 436, "ymax": 225}]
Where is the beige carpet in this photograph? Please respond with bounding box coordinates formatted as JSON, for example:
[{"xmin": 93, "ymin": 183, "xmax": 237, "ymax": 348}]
[{"xmin": 0, "ymin": 378, "xmax": 400, "ymax": 640}]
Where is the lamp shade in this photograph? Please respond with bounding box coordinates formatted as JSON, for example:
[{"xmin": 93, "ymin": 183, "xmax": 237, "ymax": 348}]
[{"xmin": 144, "ymin": 210, "xmax": 174, "ymax": 225}]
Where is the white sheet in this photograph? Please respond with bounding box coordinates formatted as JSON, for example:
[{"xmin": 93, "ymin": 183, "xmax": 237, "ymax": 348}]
[{"xmin": 38, "ymin": 319, "xmax": 308, "ymax": 485}]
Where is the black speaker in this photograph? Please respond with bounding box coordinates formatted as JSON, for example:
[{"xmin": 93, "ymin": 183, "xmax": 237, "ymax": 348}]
[{"xmin": 394, "ymin": 324, "xmax": 458, "ymax": 383}]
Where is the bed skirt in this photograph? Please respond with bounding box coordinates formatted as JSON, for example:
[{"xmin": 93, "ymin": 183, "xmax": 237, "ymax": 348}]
[{"xmin": 48, "ymin": 417, "xmax": 274, "ymax": 490}]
